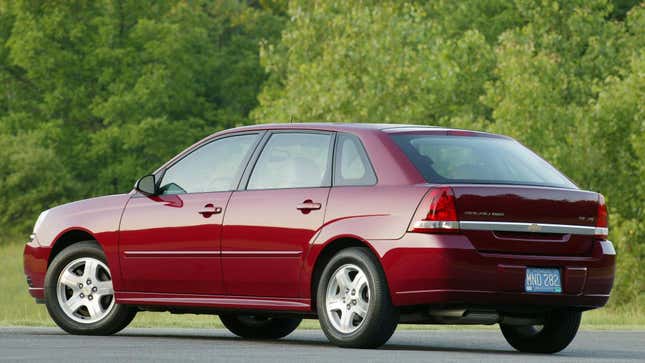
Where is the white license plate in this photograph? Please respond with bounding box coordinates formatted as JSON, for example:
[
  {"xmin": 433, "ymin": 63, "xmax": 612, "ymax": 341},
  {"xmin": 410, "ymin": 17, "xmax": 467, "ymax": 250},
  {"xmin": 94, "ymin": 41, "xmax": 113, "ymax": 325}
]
[{"xmin": 525, "ymin": 268, "xmax": 562, "ymax": 293}]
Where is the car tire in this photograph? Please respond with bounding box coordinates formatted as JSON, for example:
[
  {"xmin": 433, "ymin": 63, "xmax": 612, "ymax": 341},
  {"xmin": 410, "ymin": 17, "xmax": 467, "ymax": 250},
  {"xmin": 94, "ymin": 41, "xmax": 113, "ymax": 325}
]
[
  {"xmin": 44, "ymin": 241, "xmax": 137, "ymax": 335},
  {"xmin": 500, "ymin": 309, "xmax": 582, "ymax": 353},
  {"xmin": 219, "ymin": 314, "xmax": 302, "ymax": 339},
  {"xmin": 316, "ymin": 247, "xmax": 398, "ymax": 348}
]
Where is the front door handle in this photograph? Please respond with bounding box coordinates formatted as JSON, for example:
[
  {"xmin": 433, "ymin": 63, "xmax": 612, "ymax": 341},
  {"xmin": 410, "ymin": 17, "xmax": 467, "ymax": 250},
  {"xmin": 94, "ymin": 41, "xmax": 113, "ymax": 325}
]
[
  {"xmin": 296, "ymin": 200, "xmax": 321, "ymax": 214},
  {"xmin": 198, "ymin": 204, "xmax": 222, "ymax": 218}
]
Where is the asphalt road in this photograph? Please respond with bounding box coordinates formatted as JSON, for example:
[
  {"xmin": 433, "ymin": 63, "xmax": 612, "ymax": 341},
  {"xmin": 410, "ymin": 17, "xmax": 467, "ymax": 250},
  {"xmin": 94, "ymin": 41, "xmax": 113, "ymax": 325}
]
[{"xmin": 0, "ymin": 327, "xmax": 642, "ymax": 362}]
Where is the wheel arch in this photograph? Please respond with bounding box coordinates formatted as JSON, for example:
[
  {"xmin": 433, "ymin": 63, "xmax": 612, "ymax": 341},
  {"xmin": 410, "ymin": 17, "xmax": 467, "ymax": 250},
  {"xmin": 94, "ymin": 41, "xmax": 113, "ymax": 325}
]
[
  {"xmin": 308, "ymin": 235, "xmax": 383, "ymax": 310},
  {"xmin": 48, "ymin": 228, "xmax": 103, "ymax": 266}
]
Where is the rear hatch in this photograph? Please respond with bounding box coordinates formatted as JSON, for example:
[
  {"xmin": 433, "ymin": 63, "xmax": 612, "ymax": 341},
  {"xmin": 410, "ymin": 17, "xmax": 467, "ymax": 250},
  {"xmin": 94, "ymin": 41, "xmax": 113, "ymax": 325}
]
[
  {"xmin": 452, "ymin": 185, "xmax": 599, "ymax": 256},
  {"xmin": 389, "ymin": 130, "xmax": 605, "ymax": 256}
]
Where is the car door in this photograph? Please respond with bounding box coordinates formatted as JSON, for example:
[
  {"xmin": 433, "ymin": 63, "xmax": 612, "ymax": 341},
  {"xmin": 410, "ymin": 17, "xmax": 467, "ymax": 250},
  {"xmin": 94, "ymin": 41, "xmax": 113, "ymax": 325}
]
[
  {"xmin": 221, "ymin": 131, "xmax": 334, "ymax": 298},
  {"xmin": 118, "ymin": 132, "xmax": 261, "ymax": 295}
]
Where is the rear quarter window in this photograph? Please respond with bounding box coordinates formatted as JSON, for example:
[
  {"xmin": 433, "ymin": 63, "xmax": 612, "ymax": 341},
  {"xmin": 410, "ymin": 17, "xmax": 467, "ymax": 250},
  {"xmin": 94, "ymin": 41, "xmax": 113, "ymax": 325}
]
[{"xmin": 334, "ymin": 134, "xmax": 377, "ymax": 186}]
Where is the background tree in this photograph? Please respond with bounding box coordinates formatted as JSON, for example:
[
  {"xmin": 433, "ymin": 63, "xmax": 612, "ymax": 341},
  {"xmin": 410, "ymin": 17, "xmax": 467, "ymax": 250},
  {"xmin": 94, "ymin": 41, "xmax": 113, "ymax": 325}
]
[{"xmin": 0, "ymin": 0, "xmax": 284, "ymax": 231}]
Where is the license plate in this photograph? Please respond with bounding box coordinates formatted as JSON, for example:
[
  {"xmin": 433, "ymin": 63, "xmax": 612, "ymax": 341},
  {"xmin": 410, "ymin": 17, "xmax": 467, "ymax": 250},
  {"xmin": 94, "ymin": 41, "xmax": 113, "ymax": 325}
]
[{"xmin": 525, "ymin": 268, "xmax": 562, "ymax": 293}]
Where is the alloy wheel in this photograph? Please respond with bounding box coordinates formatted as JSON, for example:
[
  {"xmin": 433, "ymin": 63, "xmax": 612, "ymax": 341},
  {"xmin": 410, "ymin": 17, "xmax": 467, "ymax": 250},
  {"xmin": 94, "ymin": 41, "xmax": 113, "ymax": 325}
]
[
  {"xmin": 56, "ymin": 257, "xmax": 115, "ymax": 324},
  {"xmin": 325, "ymin": 263, "xmax": 370, "ymax": 334}
]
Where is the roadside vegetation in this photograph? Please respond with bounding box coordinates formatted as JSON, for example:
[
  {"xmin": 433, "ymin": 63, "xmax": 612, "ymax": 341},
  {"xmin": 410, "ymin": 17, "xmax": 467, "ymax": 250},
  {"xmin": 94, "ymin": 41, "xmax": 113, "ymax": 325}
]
[{"xmin": 0, "ymin": 0, "xmax": 642, "ymax": 326}]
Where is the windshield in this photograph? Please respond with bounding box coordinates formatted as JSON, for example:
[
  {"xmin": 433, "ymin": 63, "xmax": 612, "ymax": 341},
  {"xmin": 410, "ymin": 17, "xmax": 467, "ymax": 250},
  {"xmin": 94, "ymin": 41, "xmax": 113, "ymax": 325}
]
[{"xmin": 391, "ymin": 133, "xmax": 577, "ymax": 189}]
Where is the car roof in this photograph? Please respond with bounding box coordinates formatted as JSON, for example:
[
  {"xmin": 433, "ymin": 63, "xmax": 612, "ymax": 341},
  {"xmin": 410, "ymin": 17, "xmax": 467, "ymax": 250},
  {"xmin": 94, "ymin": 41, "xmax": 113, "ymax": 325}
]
[
  {"xmin": 220, "ymin": 122, "xmax": 432, "ymax": 132},
  {"xmin": 216, "ymin": 123, "xmax": 503, "ymax": 138}
]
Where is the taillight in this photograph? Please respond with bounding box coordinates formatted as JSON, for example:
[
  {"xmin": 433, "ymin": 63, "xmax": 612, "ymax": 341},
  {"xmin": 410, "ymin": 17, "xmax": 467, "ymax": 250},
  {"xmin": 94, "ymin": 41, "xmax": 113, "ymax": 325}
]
[
  {"xmin": 409, "ymin": 186, "xmax": 459, "ymax": 233},
  {"xmin": 594, "ymin": 194, "xmax": 608, "ymax": 238}
]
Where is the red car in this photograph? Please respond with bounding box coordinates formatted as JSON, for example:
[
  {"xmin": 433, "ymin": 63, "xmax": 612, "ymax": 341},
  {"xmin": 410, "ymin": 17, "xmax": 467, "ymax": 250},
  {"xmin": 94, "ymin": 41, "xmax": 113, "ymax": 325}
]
[{"xmin": 24, "ymin": 123, "xmax": 615, "ymax": 352}]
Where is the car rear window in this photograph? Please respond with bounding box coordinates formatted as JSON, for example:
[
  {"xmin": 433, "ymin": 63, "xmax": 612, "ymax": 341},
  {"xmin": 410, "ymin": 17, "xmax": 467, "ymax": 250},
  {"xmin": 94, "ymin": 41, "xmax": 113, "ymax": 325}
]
[{"xmin": 391, "ymin": 133, "xmax": 576, "ymax": 189}]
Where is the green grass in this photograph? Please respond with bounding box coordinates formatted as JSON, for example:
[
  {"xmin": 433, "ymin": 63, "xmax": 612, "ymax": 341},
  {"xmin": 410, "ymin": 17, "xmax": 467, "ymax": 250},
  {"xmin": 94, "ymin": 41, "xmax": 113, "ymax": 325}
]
[{"xmin": 2, "ymin": 241, "xmax": 643, "ymax": 330}]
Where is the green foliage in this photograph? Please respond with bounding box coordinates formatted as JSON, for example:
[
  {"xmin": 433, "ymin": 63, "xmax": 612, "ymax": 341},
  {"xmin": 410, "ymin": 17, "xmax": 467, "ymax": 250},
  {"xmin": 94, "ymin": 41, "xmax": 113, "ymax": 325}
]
[
  {"xmin": 0, "ymin": 0, "xmax": 284, "ymax": 231},
  {"xmin": 253, "ymin": 1, "xmax": 501, "ymax": 125},
  {"xmin": 610, "ymin": 217, "xmax": 644, "ymax": 306}
]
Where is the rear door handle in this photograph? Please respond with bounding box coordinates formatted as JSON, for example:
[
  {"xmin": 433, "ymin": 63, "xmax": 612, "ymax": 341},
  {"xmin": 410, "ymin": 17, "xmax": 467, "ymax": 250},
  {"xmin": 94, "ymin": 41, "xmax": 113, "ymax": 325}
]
[
  {"xmin": 198, "ymin": 204, "xmax": 222, "ymax": 218},
  {"xmin": 296, "ymin": 200, "xmax": 321, "ymax": 214}
]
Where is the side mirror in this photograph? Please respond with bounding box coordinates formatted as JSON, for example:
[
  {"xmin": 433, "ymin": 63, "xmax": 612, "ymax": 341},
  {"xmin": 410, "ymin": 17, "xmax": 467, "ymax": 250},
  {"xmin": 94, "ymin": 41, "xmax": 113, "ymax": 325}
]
[{"xmin": 135, "ymin": 174, "xmax": 158, "ymax": 195}]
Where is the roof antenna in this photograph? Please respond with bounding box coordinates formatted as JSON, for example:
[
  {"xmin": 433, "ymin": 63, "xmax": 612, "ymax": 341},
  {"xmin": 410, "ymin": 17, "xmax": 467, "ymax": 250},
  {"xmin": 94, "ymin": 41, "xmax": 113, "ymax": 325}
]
[{"xmin": 289, "ymin": 114, "xmax": 294, "ymax": 124}]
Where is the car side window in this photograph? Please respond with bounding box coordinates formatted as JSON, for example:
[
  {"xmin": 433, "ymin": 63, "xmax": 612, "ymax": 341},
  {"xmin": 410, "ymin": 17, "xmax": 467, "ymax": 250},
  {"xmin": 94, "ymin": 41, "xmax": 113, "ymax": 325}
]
[
  {"xmin": 247, "ymin": 132, "xmax": 333, "ymax": 190},
  {"xmin": 334, "ymin": 133, "xmax": 377, "ymax": 186},
  {"xmin": 159, "ymin": 133, "xmax": 258, "ymax": 195}
]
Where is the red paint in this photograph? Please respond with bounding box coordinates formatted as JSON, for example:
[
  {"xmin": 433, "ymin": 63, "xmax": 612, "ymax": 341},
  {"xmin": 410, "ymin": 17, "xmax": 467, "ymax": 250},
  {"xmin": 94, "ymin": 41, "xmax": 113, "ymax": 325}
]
[
  {"xmin": 371, "ymin": 234, "xmax": 613, "ymax": 307},
  {"xmin": 23, "ymin": 194, "xmax": 130, "ymax": 294},
  {"xmin": 23, "ymin": 124, "xmax": 616, "ymax": 315},
  {"xmin": 118, "ymin": 192, "xmax": 230, "ymax": 294},
  {"xmin": 452, "ymin": 185, "xmax": 599, "ymax": 225},
  {"xmin": 452, "ymin": 185, "xmax": 599, "ymax": 256},
  {"xmin": 115, "ymin": 292, "xmax": 312, "ymax": 311},
  {"xmin": 221, "ymin": 188, "xmax": 330, "ymax": 298}
]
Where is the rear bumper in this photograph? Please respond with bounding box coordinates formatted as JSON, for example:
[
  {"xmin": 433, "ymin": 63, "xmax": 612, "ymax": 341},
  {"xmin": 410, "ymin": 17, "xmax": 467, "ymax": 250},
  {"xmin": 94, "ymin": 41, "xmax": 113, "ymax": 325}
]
[{"xmin": 372, "ymin": 233, "xmax": 615, "ymax": 309}]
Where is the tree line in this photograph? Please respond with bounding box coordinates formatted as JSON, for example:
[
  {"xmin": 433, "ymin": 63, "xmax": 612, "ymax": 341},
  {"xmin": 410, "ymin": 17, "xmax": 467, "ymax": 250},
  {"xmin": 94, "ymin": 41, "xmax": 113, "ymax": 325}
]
[{"xmin": 0, "ymin": 0, "xmax": 642, "ymax": 307}]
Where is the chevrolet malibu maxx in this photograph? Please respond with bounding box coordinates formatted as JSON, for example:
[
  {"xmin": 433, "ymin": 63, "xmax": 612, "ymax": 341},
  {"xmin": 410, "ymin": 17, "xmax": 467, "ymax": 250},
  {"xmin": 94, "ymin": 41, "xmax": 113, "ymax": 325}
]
[{"xmin": 24, "ymin": 123, "xmax": 615, "ymax": 352}]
